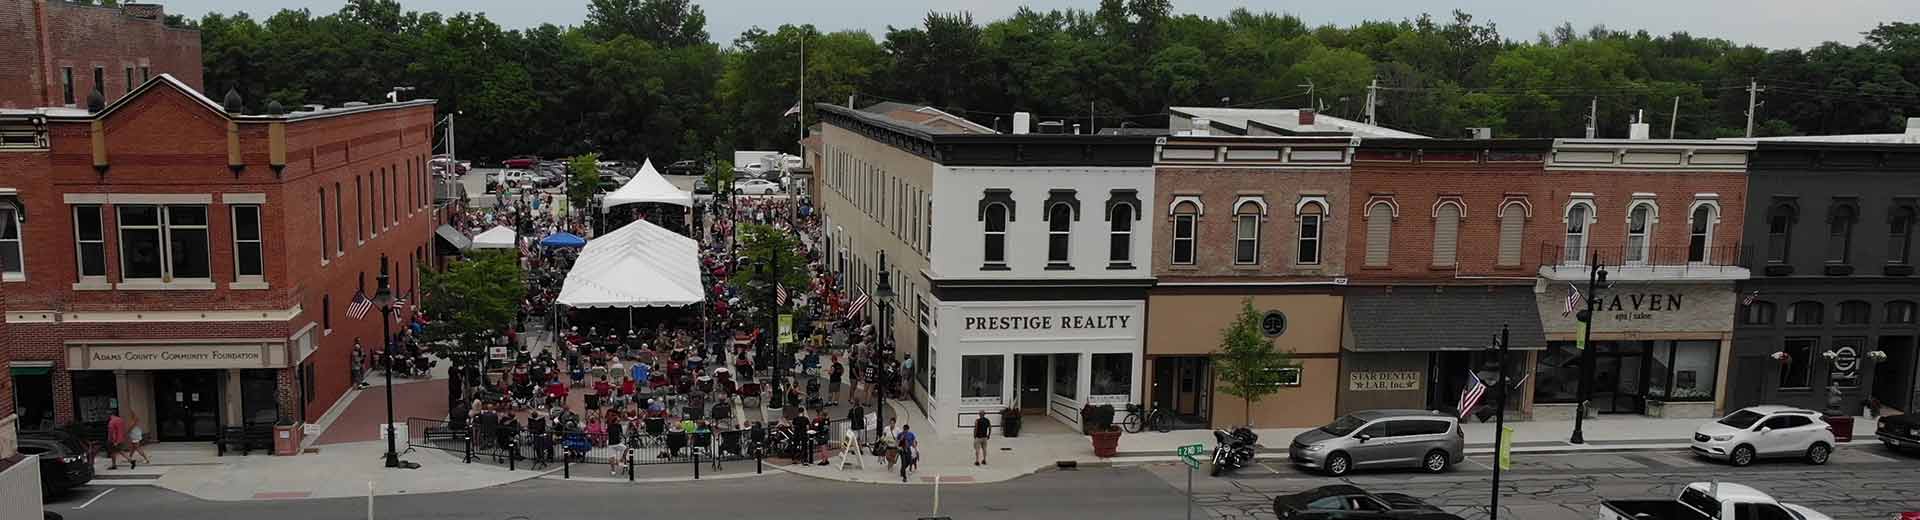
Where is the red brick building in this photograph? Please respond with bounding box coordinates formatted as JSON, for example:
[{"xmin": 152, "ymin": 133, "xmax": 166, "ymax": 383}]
[
  {"xmin": 0, "ymin": 0, "xmax": 203, "ymax": 109},
  {"xmin": 1, "ymin": 75, "xmax": 435, "ymax": 442}
]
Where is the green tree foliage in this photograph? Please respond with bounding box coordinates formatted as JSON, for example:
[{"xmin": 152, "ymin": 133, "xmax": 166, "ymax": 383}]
[
  {"xmin": 418, "ymin": 251, "xmax": 524, "ymax": 366},
  {"xmin": 197, "ymin": 0, "xmax": 1920, "ymax": 159},
  {"xmin": 1212, "ymin": 298, "xmax": 1295, "ymax": 428},
  {"xmin": 726, "ymin": 222, "xmax": 809, "ymax": 344},
  {"xmin": 566, "ymin": 153, "xmax": 602, "ymax": 212}
]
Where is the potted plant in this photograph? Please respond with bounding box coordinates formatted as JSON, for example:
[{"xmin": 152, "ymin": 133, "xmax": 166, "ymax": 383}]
[
  {"xmin": 1001, "ymin": 407, "xmax": 1023, "ymax": 438},
  {"xmin": 1084, "ymin": 404, "xmax": 1121, "ymax": 457}
]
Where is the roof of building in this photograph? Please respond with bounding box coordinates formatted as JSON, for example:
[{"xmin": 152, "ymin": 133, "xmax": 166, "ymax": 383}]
[
  {"xmin": 857, "ymin": 102, "xmax": 996, "ymax": 135},
  {"xmin": 1099, "ymin": 127, "xmax": 1174, "ymax": 136},
  {"xmin": 1170, "ymin": 106, "xmax": 1427, "ymax": 139},
  {"xmin": 18, "ymin": 73, "xmax": 435, "ymax": 123}
]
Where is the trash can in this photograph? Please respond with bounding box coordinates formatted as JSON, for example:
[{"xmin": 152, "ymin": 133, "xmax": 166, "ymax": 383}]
[
  {"xmin": 274, "ymin": 422, "xmax": 303, "ymax": 456},
  {"xmin": 1822, "ymin": 414, "xmax": 1853, "ymax": 443}
]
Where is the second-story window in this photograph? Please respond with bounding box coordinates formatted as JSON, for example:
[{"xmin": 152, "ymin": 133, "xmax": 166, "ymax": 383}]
[
  {"xmin": 1171, "ymin": 201, "xmax": 1197, "ymax": 265},
  {"xmin": 1837, "ymin": 300, "xmax": 1871, "ymax": 325},
  {"xmin": 1889, "ymin": 206, "xmax": 1914, "ymax": 265},
  {"xmin": 1047, "ymin": 202, "xmax": 1073, "ymax": 265},
  {"xmin": 118, "ymin": 205, "xmax": 210, "ymax": 282},
  {"xmin": 1689, "ymin": 203, "xmax": 1716, "ymax": 263},
  {"xmin": 1, "ymin": 203, "xmax": 22, "ymax": 278},
  {"xmin": 1625, "ymin": 202, "xmax": 1653, "ymax": 265},
  {"xmin": 1767, "ymin": 203, "xmax": 1795, "ymax": 263},
  {"xmin": 74, "ymin": 205, "xmax": 106, "ymax": 279},
  {"xmin": 1826, "ymin": 203, "xmax": 1856, "ymax": 264},
  {"xmin": 1109, "ymin": 202, "xmax": 1134, "ymax": 265},
  {"xmin": 1432, "ymin": 201, "xmax": 1461, "ymax": 267},
  {"xmin": 1365, "ymin": 200, "xmax": 1394, "ymax": 267},
  {"xmin": 61, "ymin": 67, "xmax": 75, "ymax": 106},
  {"xmin": 232, "ymin": 205, "xmax": 263, "ymax": 280},
  {"xmin": 1498, "ymin": 201, "xmax": 1527, "ymax": 267},
  {"xmin": 317, "ymin": 188, "xmax": 329, "ymax": 262},
  {"xmin": 983, "ymin": 202, "xmax": 1008, "ymax": 267},
  {"xmin": 1234, "ymin": 201, "xmax": 1261, "ymax": 265},
  {"xmin": 1564, "ymin": 202, "xmax": 1593, "ymax": 264},
  {"xmin": 1786, "ymin": 301, "xmax": 1823, "ymax": 325},
  {"xmin": 1297, "ymin": 201, "xmax": 1324, "ymax": 265}
]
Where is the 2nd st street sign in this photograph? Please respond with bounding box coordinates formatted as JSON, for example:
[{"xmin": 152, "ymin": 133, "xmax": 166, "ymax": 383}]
[{"xmin": 1177, "ymin": 443, "xmax": 1206, "ymax": 469}]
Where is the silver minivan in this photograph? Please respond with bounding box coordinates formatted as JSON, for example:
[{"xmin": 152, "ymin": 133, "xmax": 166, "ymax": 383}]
[{"xmin": 1288, "ymin": 409, "xmax": 1466, "ymax": 476}]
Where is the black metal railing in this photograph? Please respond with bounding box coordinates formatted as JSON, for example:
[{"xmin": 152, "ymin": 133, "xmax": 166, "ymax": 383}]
[{"xmin": 1539, "ymin": 243, "xmax": 1745, "ymax": 273}]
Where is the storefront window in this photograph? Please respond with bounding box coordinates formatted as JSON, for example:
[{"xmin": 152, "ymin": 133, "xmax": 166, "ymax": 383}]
[
  {"xmin": 241, "ymin": 369, "xmax": 282, "ymax": 424},
  {"xmin": 71, "ymin": 371, "xmax": 119, "ymax": 427},
  {"xmin": 1657, "ymin": 341, "xmax": 1719, "ymax": 401},
  {"xmin": 1052, "ymin": 353, "xmax": 1079, "ymax": 400},
  {"xmin": 961, "ymin": 355, "xmax": 1003, "ymax": 401},
  {"xmin": 1779, "ymin": 338, "xmax": 1816, "ymax": 389},
  {"xmin": 1091, "ymin": 354, "xmax": 1131, "ymax": 396},
  {"xmin": 1533, "ymin": 343, "xmax": 1583, "ymax": 403}
]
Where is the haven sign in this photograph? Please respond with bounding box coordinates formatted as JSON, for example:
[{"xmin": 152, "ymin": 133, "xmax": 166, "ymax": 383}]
[{"xmin": 69, "ymin": 343, "xmax": 287, "ymax": 370}]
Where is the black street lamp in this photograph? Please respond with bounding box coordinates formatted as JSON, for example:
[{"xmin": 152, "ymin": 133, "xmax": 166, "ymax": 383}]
[
  {"xmin": 374, "ymin": 255, "xmax": 416, "ymax": 469},
  {"xmin": 1487, "ymin": 324, "xmax": 1511, "ymax": 520},
  {"xmin": 759, "ymin": 249, "xmax": 785, "ymax": 409},
  {"xmin": 1570, "ymin": 254, "xmax": 1608, "ymax": 445},
  {"xmin": 872, "ymin": 265, "xmax": 896, "ymax": 432}
]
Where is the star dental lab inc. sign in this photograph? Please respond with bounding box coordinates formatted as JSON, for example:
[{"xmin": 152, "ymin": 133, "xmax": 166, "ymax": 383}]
[{"xmin": 68, "ymin": 343, "xmax": 288, "ymax": 370}]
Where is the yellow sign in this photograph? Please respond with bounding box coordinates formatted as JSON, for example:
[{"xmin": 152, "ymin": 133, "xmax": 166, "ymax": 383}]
[
  {"xmin": 778, "ymin": 314, "xmax": 794, "ymax": 344},
  {"xmin": 1498, "ymin": 426, "xmax": 1514, "ymax": 470}
]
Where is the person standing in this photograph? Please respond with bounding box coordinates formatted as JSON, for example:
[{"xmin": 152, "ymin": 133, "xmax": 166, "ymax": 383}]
[
  {"xmin": 106, "ymin": 409, "xmax": 132, "ymax": 470},
  {"xmin": 896, "ymin": 424, "xmax": 917, "ymax": 482},
  {"xmin": 828, "ymin": 357, "xmax": 844, "ymax": 406},
  {"xmin": 846, "ymin": 401, "xmax": 867, "ymax": 450},
  {"xmin": 972, "ymin": 411, "xmax": 991, "ymax": 466}
]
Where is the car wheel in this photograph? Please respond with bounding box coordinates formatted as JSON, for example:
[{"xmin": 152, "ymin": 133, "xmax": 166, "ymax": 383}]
[
  {"xmin": 1423, "ymin": 450, "xmax": 1451, "ymax": 473},
  {"xmin": 1324, "ymin": 452, "xmax": 1352, "ymax": 476},
  {"xmin": 1805, "ymin": 443, "xmax": 1831, "ymax": 465},
  {"xmin": 734, "ymin": 189, "xmax": 744, "ymax": 195},
  {"xmin": 1730, "ymin": 444, "xmax": 1755, "ymax": 467}
]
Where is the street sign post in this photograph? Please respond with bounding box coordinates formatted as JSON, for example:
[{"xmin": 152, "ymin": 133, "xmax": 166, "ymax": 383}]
[{"xmin": 1176, "ymin": 443, "xmax": 1206, "ymax": 520}]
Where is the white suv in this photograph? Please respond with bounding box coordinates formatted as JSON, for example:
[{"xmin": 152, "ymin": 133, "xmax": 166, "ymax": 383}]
[{"xmin": 1691, "ymin": 405, "xmax": 1835, "ymax": 467}]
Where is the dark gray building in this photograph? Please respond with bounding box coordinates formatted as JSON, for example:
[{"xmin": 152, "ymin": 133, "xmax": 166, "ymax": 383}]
[{"xmin": 1731, "ymin": 139, "xmax": 1919, "ymax": 415}]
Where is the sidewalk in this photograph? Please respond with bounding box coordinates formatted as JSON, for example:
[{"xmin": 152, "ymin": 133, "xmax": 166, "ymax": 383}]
[
  {"xmin": 90, "ymin": 439, "xmax": 556, "ymax": 501},
  {"xmin": 774, "ymin": 398, "xmax": 1089, "ymax": 485}
]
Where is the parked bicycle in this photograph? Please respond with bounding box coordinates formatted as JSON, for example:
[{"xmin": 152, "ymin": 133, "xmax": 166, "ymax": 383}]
[{"xmin": 1121, "ymin": 403, "xmax": 1172, "ymax": 433}]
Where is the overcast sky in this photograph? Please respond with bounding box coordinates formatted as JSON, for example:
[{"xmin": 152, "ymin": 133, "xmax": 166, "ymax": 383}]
[{"xmin": 156, "ymin": 0, "xmax": 1916, "ymax": 50}]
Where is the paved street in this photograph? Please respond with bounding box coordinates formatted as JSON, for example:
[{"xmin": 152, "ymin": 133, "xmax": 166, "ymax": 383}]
[
  {"xmin": 50, "ymin": 466, "xmax": 1188, "ymax": 520},
  {"xmin": 1142, "ymin": 444, "xmax": 1920, "ymax": 520}
]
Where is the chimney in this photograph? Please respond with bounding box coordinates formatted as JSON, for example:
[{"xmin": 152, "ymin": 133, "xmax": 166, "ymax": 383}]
[
  {"xmin": 1907, "ymin": 117, "xmax": 1920, "ymax": 136},
  {"xmin": 122, "ymin": 3, "xmax": 164, "ymax": 20},
  {"xmin": 1298, "ymin": 109, "xmax": 1316, "ymax": 126},
  {"xmin": 1072, "ymin": 123, "xmax": 1081, "ymax": 135},
  {"xmin": 1037, "ymin": 121, "xmax": 1064, "ymax": 135},
  {"xmin": 1012, "ymin": 112, "xmax": 1032, "ymax": 135},
  {"xmin": 1629, "ymin": 122, "xmax": 1651, "ymax": 140},
  {"xmin": 1189, "ymin": 118, "xmax": 1211, "ymax": 136}
]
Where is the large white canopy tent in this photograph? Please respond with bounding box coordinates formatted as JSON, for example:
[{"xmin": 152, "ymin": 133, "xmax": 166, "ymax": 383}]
[
  {"xmin": 601, "ymin": 158, "xmax": 694, "ymax": 209},
  {"xmin": 471, "ymin": 225, "xmax": 518, "ymax": 249},
  {"xmin": 555, "ymin": 218, "xmax": 704, "ymax": 308}
]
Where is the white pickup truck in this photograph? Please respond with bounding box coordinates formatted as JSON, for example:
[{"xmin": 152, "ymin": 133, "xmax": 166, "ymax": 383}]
[{"xmin": 1599, "ymin": 482, "xmax": 1830, "ymax": 520}]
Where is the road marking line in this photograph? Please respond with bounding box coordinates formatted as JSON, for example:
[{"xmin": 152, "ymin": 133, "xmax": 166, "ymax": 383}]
[
  {"xmin": 1466, "ymin": 456, "xmax": 1492, "ymax": 470},
  {"xmin": 74, "ymin": 488, "xmax": 113, "ymax": 509},
  {"xmin": 1846, "ymin": 450, "xmax": 1895, "ymax": 463},
  {"xmin": 1258, "ymin": 462, "xmax": 1282, "ymax": 474}
]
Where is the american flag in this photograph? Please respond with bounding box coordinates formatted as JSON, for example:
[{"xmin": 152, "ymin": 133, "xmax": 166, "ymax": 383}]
[
  {"xmin": 1742, "ymin": 290, "xmax": 1760, "ymax": 306},
  {"xmin": 1562, "ymin": 284, "xmax": 1582, "ymax": 317},
  {"xmin": 393, "ymin": 293, "xmax": 410, "ymax": 322},
  {"xmin": 1457, "ymin": 370, "xmax": 1488, "ymax": 419},
  {"xmin": 845, "ymin": 290, "xmax": 869, "ymax": 319},
  {"xmin": 776, "ymin": 284, "xmax": 788, "ymax": 306},
  {"xmin": 347, "ymin": 290, "xmax": 374, "ymax": 319}
]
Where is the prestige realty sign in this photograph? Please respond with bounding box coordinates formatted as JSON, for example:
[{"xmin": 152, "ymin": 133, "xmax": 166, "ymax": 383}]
[
  {"xmin": 964, "ymin": 314, "xmax": 1132, "ymax": 331},
  {"xmin": 958, "ymin": 306, "xmax": 1142, "ymax": 341}
]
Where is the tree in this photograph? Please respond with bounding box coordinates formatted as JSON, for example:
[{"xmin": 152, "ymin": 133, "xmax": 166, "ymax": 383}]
[
  {"xmin": 727, "ymin": 222, "xmax": 809, "ymax": 348},
  {"xmin": 1212, "ymin": 298, "xmax": 1295, "ymax": 427},
  {"xmin": 418, "ymin": 251, "xmax": 524, "ymax": 369},
  {"xmin": 702, "ymin": 159, "xmax": 735, "ymax": 199},
  {"xmin": 567, "ymin": 153, "xmax": 602, "ymax": 215}
]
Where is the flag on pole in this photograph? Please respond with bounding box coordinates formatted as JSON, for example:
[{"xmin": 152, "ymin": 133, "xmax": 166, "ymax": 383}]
[
  {"xmin": 347, "ymin": 290, "xmax": 374, "ymax": 319},
  {"xmin": 782, "ymin": 102, "xmax": 802, "ymax": 118},
  {"xmin": 1742, "ymin": 290, "xmax": 1760, "ymax": 306},
  {"xmin": 1457, "ymin": 370, "xmax": 1488, "ymax": 419},
  {"xmin": 393, "ymin": 293, "xmax": 411, "ymax": 323},
  {"xmin": 845, "ymin": 290, "xmax": 869, "ymax": 319},
  {"xmin": 1497, "ymin": 426, "xmax": 1515, "ymax": 470},
  {"xmin": 1563, "ymin": 283, "xmax": 1581, "ymax": 317},
  {"xmin": 776, "ymin": 284, "xmax": 789, "ymax": 306}
]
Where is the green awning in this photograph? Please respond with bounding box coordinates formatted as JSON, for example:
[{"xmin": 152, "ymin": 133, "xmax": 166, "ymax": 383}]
[{"xmin": 10, "ymin": 366, "xmax": 51, "ymax": 376}]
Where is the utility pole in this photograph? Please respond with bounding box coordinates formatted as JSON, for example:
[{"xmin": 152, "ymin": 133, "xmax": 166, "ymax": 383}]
[
  {"xmin": 1669, "ymin": 96, "xmax": 1680, "ymax": 139},
  {"xmin": 1299, "ymin": 78, "xmax": 1316, "ymax": 111},
  {"xmin": 1744, "ymin": 79, "xmax": 1766, "ymax": 138},
  {"xmin": 1489, "ymin": 324, "xmax": 1511, "ymax": 520},
  {"xmin": 1570, "ymin": 254, "xmax": 1608, "ymax": 444},
  {"xmin": 798, "ymin": 31, "xmax": 806, "ymax": 141},
  {"xmin": 1585, "ymin": 98, "xmax": 1597, "ymax": 138},
  {"xmin": 1364, "ymin": 78, "xmax": 1379, "ymax": 125}
]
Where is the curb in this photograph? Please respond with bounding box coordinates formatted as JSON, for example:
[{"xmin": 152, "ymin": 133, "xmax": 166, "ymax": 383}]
[
  {"xmin": 1111, "ymin": 435, "xmax": 1884, "ymax": 460},
  {"xmin": 768, "ymin": 461, "xmax": 1045, "ymax": 486},
  {"xmin": 537, "ymin": 470, "xmax": 770, "ymax": 484}
]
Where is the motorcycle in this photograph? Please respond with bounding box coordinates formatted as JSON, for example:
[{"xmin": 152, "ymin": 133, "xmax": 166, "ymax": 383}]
[{"xmin": 1210, "ymin": 427, "xmax": 1259, "ymax": 476}]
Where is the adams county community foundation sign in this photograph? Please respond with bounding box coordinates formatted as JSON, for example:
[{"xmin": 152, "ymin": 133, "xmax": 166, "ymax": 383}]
[{"xmin": 67, "ymin": 342, "xmax": 288, "ymax": 370}]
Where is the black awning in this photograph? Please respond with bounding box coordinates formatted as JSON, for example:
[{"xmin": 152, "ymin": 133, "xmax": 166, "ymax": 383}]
[
  {"xmin": 1345, "ymin": 285, "xmax": 1546, "ymax": 352},
  {"xmin": 434, "ymin": 224, "xmax": 471, "ymax": 253}
]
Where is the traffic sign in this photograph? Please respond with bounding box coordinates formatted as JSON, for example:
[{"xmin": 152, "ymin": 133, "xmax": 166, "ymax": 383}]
[
  {"xmin": 1175, "ymin": 443, "xmax": 1206, "ymax": 457},
  {"xmin": 1180, "ymin": 456, "xmax": 1200, "ymax": 469}
]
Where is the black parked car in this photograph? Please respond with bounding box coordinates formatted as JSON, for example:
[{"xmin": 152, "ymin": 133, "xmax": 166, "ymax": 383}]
[
  {"xmin": 666, "ymin": 159, "xmax": 701, "ymax": 176},
  {"xmin": 1878, "ymin": 413, "xmax": 1920, "ymax": 454},
  {"xmin": 18, "ymin": 430, "xmax": 95, "ymax": 497},
  {"xmin": 1272, "ymin": 485, "xmax": 1462, "ymax": 520}
]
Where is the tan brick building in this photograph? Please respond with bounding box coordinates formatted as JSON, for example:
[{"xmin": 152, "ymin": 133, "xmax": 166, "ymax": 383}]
[{"xmin": 0, "ymin": 0, "xmax": 203, "ymax": 109}]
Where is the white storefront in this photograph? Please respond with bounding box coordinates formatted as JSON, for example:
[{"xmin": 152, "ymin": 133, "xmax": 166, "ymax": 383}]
[{"xmin": 918, "ymin": 299, "xmax": 1144, "ymax": 432}]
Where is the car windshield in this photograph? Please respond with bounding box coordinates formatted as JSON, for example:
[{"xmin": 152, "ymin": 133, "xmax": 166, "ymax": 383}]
[
  {"xmin": 1719, "ymin": 410, "xmax": 1766, "ymax": 429},
  {"xmin": 1320, "ymin": 415, "xmax": 1368, "ymax": 436}
]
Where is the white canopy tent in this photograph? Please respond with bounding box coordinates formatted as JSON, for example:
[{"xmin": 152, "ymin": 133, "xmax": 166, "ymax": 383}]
[
  {"xmin": 601, "ymin": 158, "xmax": 694, "ymax": 209},
  {"xmin": 471, "ymin": 225, "xmax": 518, "ymax": 249},
  {"xmin": 555, "ymin": 218, "xmax": 704, "ymax": 308}
]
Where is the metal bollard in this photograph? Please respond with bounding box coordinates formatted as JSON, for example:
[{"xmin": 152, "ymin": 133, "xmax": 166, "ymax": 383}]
[
  {"xmin": 563, "ymin": 448, "xmax": 570, "ymax": 479},
  {"xmin": 756, "ymin": 446, "xmax": 763, "ymax": 474},
  {"xmin": 508, "ymin": 439, "xmax": 516, "ymax": 471},
  {"xmin": 464, "ymin": 432, "xmax": 473, "ymax": 464},
  {"xmin": 693, "ymin": 451, "xmax": 701, "ymax": 480},
  {"xmin": 628, "ymin": 450, "xmax": 635, "ymax": 482}
]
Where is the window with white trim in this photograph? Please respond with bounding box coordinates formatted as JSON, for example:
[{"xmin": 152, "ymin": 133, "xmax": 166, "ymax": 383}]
[
  {"xmin": 1498, "ymin": 201, "xmax": 1527, "ymax": 267},
  {"xmin": 1432, "ymin": 201, "xmax": 1460, "ymax": 267},
  {"xmin": 1688, "ymin": 203, "xmax": 1716, "ymax": 263},
  {"xmin": 74, "ymin": 205, "xmax": 106, "ymax": 279},
  {"xmin": 1364, "ymin": 201, "xmax": 1393, "ymax": 267},
  {"xmin": 983, "ymin": 202, "xmax": 1008, "ymax": 266},
  {"xmin": 1172, "ymin": 202, "xmax": 1197, "ymax": 265},
  {"xmin": 1625, "ymin": 202, "xmax": 1653, "ymax": 265},
  {"xmin": 1297, "ymin": 201, "xmax": 1324, "ymax": 265},
  {"xmin": 0, "ymin": 203, "xmax": 22, "ymax": 277},
  {"xmin": 1109, "ymin": 202, "xmax": 1134, "ymax": 264},
  {"xmin": 1564, "ymin": 202, "xmax": 1593, "ymax": 264},
  {"xmin": 117, "ymin": 205, "xmax": 211, "ymax": 281},
  {"xmin": 232, "ymin": 204, "xmax": 264, "ymax": 280},
  {"xmin": 1235, "ymin": 201, "xmax": 1261, "ymax": 265},
  {"xmin": 1047, "ymin": 202, "xmax": 1074, "ymax": 264}
]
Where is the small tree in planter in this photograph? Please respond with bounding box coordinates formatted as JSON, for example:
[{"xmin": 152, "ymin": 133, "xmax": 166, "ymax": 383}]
[
  {"xmin": 1001, "ymin": 407, "xmax": 1023, "ymax": 437},
  {"xmin": 1214, "ymin": 298, "xmax": 1296, "ymax": 427},
  {"xmin": 1084, "ymin": 404, "xmax": 1122, "ymax": 457}
]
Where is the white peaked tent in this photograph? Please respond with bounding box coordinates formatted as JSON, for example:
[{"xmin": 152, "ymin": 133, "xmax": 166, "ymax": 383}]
[
  {"xmin": 471, "ymin": 225, "xmax": 518, "ymax": 249},
  {"xmin": 555, "ymin": 218, "xmax": 703, "ymax": 308},
  {"xmin": 602, "ymin": 158, "xmax": 694, "ymax": 209}
]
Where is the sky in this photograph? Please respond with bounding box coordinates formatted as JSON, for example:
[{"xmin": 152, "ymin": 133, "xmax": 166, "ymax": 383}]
[{"xmin": 154, "ymin": 0, "xmax": 1918, "ymax": 50}]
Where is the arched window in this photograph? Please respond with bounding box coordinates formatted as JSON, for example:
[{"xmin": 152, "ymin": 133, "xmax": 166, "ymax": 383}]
[
  {"xmin": 1889, "ymin": 206, "xmax": 1915, "ymax": 265},
  {"xmin": 1744, "ymin": 301, "xmax": 1776, "ymax": 325},
  {"xmin": 1564, "ymin": 202, "xmax": 1593, "ymax": 264},
  {"xmin": 1234, "ymin": 201, "xmax": 1262, "ymax": 265},
  {"xmin": 983, "ymin": 203, "xmax": 1008, "ymax": 266},
  {"xmin": 1047, "ymin": 202, "xmax": 1074, "ymax": 264},
  {"xmin": 1786, "ymin": 301, "xmax": 1824, "ymax": 325},
  {"xmin": 1688, "ymin": 203, "xmax": 1717, "ymax": 263},
  {"xmin": 0, "ymin": 202, "xmax": 22, "ymax": 278},
  {"xmin": 1498, "ymin": 201, "xmax": 1528, "ymax": 267},
  {"xmin": 1109, "ymin": 202, "xmax": 1135, "ymax": 264},
  {"xmin": 1837, "ymin": 300, "xmax": 1872, "ymax": 325},
  {"xmin": 1766, "ymin": 203, "xmax": 1796, "ymax": 263},
  {"xmin": 1625, "ymin": 202, "xmax": 1654, "ymax": 265},
  {"xmin": 1297, "ymin": 201, "xmax": 1324, "ymax": 265},
  {"xmin": 1888, "ymin": 301, "xmax": 1917, "ymax": 325},
  {"xmin": 1171, "ymin": 201, "xmax": 1198, "ymax": 265},
  {"xmin": 1827, "ymin": 203, "xmax": 1856, "ymax": 264},
  {"xmin": 1364, "ymin": 201, "xmax": 1394, "ymax": 267},
  {"xmin": 1432, "ymin": 201, "xmax": 1462, "ymax": 267}
]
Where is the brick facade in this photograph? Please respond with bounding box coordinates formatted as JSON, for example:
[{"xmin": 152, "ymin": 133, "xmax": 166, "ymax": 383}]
[
  {"xmin": 2, "ymin": 76, "xmax": 434, "ymax": 431},
  {"xmin": 0, "ymin": 0, "xmax": 203, "ymax": 109},
  {"xmin": 1346, "ymin": 142, "xmax": 1553, "ymax": 284}
]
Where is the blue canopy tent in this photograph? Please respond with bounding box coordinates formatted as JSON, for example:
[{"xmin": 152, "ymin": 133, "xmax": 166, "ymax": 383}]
[{"xmin": 538, "ymin": 231, "xmax": 587, "ymax": 249}]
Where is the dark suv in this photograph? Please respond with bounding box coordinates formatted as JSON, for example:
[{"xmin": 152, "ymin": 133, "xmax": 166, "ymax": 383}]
[
  {"xmin": 1878, "ymin": 413, "xmax": 1920, "ymax": 454},
  {"xmin": 666, "ymin": 160, "xmax": 701, "ymax": 176},
  {"xmin": 18, "ymin": 430, "xmax": 95, "ymax": 497}
]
